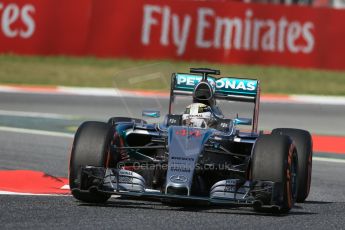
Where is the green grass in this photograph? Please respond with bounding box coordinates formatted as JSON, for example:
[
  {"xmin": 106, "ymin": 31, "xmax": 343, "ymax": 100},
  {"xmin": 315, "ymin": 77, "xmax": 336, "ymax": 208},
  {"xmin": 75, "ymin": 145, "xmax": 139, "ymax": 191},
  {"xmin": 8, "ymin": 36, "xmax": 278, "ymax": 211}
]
[{"xmin": 0, "ymin": 54, "xmax": 344, "ymax": 95}]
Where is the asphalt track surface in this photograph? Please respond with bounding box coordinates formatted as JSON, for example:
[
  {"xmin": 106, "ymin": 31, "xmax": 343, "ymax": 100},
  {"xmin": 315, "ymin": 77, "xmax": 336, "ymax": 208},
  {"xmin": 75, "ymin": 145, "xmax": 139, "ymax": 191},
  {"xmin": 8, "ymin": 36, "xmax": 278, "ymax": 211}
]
[
  {"xmin": 1, "ymin": 92, "xmax": 345, "ymax": 229},
  {"xmin": 1, "ymin": 91, "xmax": 345, "ymax": 135}
]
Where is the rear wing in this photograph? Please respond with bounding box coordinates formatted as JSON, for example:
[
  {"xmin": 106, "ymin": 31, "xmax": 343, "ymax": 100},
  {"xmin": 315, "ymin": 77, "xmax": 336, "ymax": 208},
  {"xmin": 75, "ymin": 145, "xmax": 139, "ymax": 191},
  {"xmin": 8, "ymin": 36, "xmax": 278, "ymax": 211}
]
[
  {"xmin": 169, "ymin": 71, "xmax": 261, "ymax": 133},
  {"xmin": 172, "ymin": 73, "xmax": 259, "ymax": 103}
]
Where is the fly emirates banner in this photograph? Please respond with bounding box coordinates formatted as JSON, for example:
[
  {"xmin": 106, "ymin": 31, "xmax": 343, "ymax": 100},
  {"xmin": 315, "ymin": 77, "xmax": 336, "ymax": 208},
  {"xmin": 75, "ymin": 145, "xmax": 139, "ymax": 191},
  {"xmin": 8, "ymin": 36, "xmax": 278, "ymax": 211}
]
[{"xmin": 0, "ymin": 0, "xmax": 344, "ymax": 70}]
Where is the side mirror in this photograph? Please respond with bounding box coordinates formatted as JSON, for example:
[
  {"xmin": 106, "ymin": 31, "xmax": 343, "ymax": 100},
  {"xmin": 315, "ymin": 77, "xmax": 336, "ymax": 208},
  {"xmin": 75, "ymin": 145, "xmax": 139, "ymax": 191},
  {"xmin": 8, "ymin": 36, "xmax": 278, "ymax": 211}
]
[
  {"xmin": 142, "ymin": 110, "xmax": 160, "ymax": 118},
  {"xmin": 234, "ymin": 118, "xmax": 252, "ymax": 126}
]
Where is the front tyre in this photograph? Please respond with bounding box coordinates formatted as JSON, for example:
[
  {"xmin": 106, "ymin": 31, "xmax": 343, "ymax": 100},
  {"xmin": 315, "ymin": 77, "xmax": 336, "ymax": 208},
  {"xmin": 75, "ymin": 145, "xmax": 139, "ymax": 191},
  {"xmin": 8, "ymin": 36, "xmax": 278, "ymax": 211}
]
[
  {"xmin": 69, "ymin": 121, "xmax": 113, "ymax": 203},
  {"xmin": 251, "ymin": 135, "xmax": 298, "ymax": 213},
  {"xmin": 272, "ymin": 128, "xmax": 312, "ymax": 202}
]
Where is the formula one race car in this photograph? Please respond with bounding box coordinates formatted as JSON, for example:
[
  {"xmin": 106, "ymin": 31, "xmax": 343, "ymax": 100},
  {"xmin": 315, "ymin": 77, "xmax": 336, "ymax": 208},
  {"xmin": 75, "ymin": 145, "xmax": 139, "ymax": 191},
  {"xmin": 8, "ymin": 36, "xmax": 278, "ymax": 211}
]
[{"xmin": 69, "ymin": 68, "xmax": 313, "ymax": 213}]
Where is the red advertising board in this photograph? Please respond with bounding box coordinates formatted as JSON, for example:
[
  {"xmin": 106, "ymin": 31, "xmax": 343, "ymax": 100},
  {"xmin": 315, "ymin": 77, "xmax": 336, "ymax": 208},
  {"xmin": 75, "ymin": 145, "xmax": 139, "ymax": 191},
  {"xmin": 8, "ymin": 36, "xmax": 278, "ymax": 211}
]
[{"xmin": 0, "ymin": 0, "xmax": 344, "ymax": 70}]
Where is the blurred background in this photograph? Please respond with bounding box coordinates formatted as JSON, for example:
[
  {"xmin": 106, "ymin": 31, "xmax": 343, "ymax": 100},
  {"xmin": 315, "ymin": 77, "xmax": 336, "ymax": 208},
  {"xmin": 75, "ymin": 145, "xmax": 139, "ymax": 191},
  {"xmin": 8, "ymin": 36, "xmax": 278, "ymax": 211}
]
[
  {"xmin": 0, "ymin": 0, "xmax": 344, "ymax": 132},
  {"xmin": 0, "ymin": 0, "xmax": 343, "ymax": 139},
  {"xmin": 0, "ymin": 0, "xmax": 344, "ymax": 92}
]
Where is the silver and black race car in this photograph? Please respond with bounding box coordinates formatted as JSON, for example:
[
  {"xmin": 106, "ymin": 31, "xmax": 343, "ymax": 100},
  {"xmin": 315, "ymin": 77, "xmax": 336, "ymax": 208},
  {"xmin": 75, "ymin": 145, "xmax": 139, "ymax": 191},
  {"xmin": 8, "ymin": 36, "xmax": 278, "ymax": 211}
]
[{"xmin": 69, "ymin": 68, "xmax": 313, "ymax": 213}]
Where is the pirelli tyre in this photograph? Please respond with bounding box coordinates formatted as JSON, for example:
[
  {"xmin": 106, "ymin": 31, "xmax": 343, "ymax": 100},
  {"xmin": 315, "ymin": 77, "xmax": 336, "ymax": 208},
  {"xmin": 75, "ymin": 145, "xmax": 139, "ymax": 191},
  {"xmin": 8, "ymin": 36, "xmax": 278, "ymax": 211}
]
[
  {"xmin": 251, "ymin": 134, "xmax": 298, "ymax": 213},
  {"xmin": 69, "ymin": 121, "xmax": 114, "ymax": 203},
  {"xmin": 271, "ymin": 128, "xmax": 313, "ymax": 203}
]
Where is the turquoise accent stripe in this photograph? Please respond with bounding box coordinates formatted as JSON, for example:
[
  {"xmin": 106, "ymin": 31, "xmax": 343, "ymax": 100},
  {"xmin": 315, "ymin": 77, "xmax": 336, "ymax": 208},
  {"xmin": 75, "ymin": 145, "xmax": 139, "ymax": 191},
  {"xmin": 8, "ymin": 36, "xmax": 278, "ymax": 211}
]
[
  {"xmin": 216, "ymin": 89, "xmax": 257, "ymax": 95},
  {"xmin": 174, "ymin": 74, "xmax": 258, "ymax": 98}
]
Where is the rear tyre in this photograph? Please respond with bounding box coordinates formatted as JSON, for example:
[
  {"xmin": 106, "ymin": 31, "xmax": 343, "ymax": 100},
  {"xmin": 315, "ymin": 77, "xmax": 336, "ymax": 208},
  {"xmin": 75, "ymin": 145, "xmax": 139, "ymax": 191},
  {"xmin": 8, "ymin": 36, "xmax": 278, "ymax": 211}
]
[
  {"xmin": 272, "ymin": 128, "xmax": 312, "ymax": 202},
  {"xmin": 69, "ymin": 121, "xmax": 113, "ymax": 203},
  {"xmin": 251, "ymin": 135, "xmax": 298, "ymax": 213}
]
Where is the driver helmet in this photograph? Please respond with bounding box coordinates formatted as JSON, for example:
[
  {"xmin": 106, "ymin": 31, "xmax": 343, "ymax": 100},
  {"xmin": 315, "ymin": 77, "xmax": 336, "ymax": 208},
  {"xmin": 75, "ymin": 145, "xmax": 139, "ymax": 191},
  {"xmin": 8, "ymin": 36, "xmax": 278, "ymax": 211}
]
[{"xmin": 182, "ymin": 103, "xmax": 215, "ymax": 128}]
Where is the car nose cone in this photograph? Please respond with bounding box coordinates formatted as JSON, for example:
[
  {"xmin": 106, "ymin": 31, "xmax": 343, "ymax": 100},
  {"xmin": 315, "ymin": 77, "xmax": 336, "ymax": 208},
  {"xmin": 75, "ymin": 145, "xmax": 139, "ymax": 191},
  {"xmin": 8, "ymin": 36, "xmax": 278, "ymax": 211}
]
[{"xmin": 170, "ymin": 175, "xmax": 188, "ymax": 183}]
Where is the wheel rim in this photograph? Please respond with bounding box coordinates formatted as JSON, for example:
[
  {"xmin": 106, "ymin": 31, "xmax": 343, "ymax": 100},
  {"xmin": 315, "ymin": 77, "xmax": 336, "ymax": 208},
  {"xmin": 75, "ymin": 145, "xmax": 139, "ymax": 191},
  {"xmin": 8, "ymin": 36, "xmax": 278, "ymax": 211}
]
[
  {"xmin": 306, "ymin": 153, "xmax": 312, "ymax": 196},
  {"xmin": 286, "ymin": 146, "xmax": 298, "ymax": 209},
  {"xmin": 290, "ymin": 149, "xmax": 298, "ymax": 201}
]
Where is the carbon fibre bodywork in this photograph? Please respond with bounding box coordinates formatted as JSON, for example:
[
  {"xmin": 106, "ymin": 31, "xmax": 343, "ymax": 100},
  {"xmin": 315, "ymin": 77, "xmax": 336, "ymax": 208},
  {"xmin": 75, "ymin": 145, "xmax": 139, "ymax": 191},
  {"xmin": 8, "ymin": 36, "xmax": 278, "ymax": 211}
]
[
  {"xmin": 74, "ymin": 117, "xmax": 286, "ymax": 209},
  {"xmin": 74, "ymin": 166, "xmax": 285, "ymax": 209}
]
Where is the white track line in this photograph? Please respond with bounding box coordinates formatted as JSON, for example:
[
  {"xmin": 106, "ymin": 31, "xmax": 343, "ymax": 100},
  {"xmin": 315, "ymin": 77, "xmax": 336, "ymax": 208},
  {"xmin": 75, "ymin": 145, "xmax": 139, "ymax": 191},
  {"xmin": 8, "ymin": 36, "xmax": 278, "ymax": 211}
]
[
  {"xmin": 291, "ymin": 95, "xmax": 345, "ymax": 105},
  {"xmin": 313, "ymin": 157, "xmax": 345, "ymax": 164},
  {"xmin": 0, "ymin": 191, "xmax": 125, "ymax": 198},
  {"xmin": 58, "ymin": 86, "xmax": 121, "ymax": 97},
  {"xmin": 0, "ymin": 126, "xmax": 74, "ymax": 138},
  {"xmin": 0, "ymin": 109, "xmax": 80, "ymax": 120},
  {"xmin": 2, "ymin": 85, "xmax": 345, "ymax": 105},
  {"xmin": 0, "ymin": 191, "xmax": 71, "ymax": 196}
]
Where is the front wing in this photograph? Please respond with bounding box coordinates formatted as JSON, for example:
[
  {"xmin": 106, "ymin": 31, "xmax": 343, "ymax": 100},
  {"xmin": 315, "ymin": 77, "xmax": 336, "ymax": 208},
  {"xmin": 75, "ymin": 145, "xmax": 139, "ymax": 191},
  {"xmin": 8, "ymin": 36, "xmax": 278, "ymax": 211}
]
[{"xmin": 72, "ymin": 166, "xmax": 286, "ymax": 210}]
